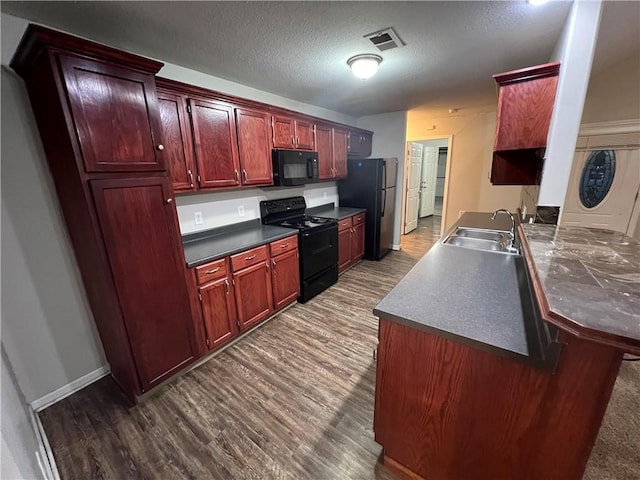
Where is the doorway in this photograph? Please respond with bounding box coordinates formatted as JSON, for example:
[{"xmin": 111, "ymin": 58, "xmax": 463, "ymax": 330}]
[{"xmin": 402, "ymin": 137, "xmax": 451, "ymax": 235}]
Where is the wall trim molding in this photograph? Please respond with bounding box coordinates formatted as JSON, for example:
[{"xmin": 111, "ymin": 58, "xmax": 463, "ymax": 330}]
[
  {"xmin": 579, "ymin": 119, "xmax": 640, "ymax": 136},
  {"xmin": 391, "ymin": 244, "xmax": 402, "ymax": 251},
  {"xmin": 29, "ymin": 408, "xmax": 59, "ymax": 479},
  {"xmin": 30, "ymin": 365, "xmax": 110, "ymax": 412}
]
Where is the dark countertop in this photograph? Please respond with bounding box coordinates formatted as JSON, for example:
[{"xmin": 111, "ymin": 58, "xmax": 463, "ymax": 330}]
[
  {"xmin": 182, "ymin": 219, "xmax": 296, "ymax": 268},
  {"xmin": 522, "ymin": 223, "xmax": 640, "ymax": 352},
  {"xmin": 373, "ymin": 212, "xmax": 555, "ymax": 367},
  {"xmin": 306, "ymin": 203, "xmax": 366, "ymax": 220}
]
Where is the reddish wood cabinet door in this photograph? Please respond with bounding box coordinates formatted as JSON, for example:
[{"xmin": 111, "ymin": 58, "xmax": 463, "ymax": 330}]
[
  {"xmin": 189, "ymin": 98, "xmax": 241, "ymax": 188},
  {"xmin": 272, "ymin": 116, "xmax": 295, "ymax": 148},
  {"xmin": 351, "ymin": 222, "xmax": 365, "ymax": 261},
  {"xmin": 295, "ymin": 119, "xmax": 315, "ymax": 150},
  {"xmin": 338, "ymin": 228, "xmax": 352, "ymax": 272},
  {"xmin": 235, "ymin": 108, "xmax": 273, "ymax": 186},
  {"xmin": 157, "ymin": 91, "xmax": 196, "ymax": 191},
  {"xmin": 233, "ymin": 262, "xmax": 273, "ymax": 331},
  {"xmin": 316, "ymin": 124, "xmax": 334, "ymax": 180},
  {"xmin": 59, "ymin": 54, "xmax": 164, "ymax": 173},
  {"xmin": 198, "ymin": 277, "xmax": 238, "ymax": 350},
  {"xmin": 333, "ymin": 128, "xmax": 349, "ymax": 178},
  {"xmin": 271, "ymin": 249, "xmax": 300, "ymax": 310},
  {"xmin": 90, "ymin": 177, "xmax": 196, "ymax": 392}
]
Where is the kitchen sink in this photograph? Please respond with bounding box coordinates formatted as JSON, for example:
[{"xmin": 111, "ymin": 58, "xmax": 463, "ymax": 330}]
[{"xmin": 442, "ymin": 227, "xmax": 520, "ymax": 255}]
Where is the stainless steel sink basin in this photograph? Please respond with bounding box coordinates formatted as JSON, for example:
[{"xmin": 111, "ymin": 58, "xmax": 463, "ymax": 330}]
[
  {"xmin": 453, "ymin": 227, "xmax": 509, "ymax": 243},
  {"xmin": 442, "ymin": 227, "xmax": 521, "ymax": 255},
  {"xmin": 444, "ymin": 236, "xmax": 504, "ymax": 252}
]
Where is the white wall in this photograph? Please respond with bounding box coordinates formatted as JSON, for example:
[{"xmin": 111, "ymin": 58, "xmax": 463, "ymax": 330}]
[
  {"xmin": 356, "ymin": 111, "xmax": 408, "ymax": 248},
  {"xmin": 1, "ymin": 347, "xmax": 44, "ymax": 480},
  {"xmin": 177, "ymin": 184, "xmax": 338, "ymax": 234},
  {"xmin": 538, "ymin": 0, "xmax": 603, "ymax": 208},
  {"xmin": 0, "ymin": 12, "xmax": 354, "ymax": 406}
]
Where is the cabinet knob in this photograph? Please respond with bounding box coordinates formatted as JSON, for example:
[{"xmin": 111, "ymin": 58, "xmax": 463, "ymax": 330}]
[
  {"xmin": 157, "ymin": 144, "xmax": 164, "ymax": 151},
  {"xmin": 166, "ymin": 198, "xmax": 173, "ymax": 204}
]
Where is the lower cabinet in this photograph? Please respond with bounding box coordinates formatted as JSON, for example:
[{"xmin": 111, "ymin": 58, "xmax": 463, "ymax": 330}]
[
  {"xmin": 233, "ymin": 260, "xmax": 274, "ymax": 331},
  {"xmin": 198, "ymin": 276, "xmax": 238, "ymax": 350},
  {"xmin": 271, "ymin": 249, "xmax": 300, "ymax": 310},
  {"xmin": 337, "ymin": 213, "xmax": 366, "ymax": 273}
]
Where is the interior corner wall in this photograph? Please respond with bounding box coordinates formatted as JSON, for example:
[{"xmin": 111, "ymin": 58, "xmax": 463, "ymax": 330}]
[
  {"xmin": 355, "ymin": 111, "xmax": 408, "ymax": 247},
  {"xmin": 0, "ymin": 12, "xmax": 353, "ymax": 405},
  {"xmin": 538, "ymin": 0, "xmax": 603, "ymax": 208},
  {"xmin": 581, "ymin": 50, "xmax": 640, "ymax": 125}
]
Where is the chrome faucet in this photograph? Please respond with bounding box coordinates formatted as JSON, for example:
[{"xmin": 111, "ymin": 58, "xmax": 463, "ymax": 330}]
[{"xmin": 491, "ymin": 209, "xmax": 516, "ymax": 251}]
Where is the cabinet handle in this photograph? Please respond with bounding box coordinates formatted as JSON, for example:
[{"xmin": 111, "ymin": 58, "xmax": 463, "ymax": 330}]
[
  {"xmin": 291, "ymin": 136, "xmax": 295, "ymax": 145},
  {"xmin": 224, "ymin": 279, "xmax": 230, "ymax": 294},
  {"xmin": 187, "ymin": 170, "xmax": 194, "ymax": 188},
  {"xmin": 280, "ymin": 244, "xmax": 288, "ymax": 248},
  {"xmin": 266, "ymin": 261, "xmax": 270, "ymax": 270},
  {"xmin": 166, "ymin": 198, "xmax": 173, "ymax": 204},
  {"xmin": 242, "ymin": 169, "xmax": 247, "ymax": 183},
  {"xmin": 157, "ymin": 144, "xmax": 164, "ymax": 151},
  {"xmin": 205, "ymin": 267, "xmax": 220, "ymax": 274},
  {"xmin": 234, "ymin": 169, "xmax": 240, "ymax": 184},
  {"xmin": 296, "ymin": 136, "xmax": 299, "ymax": 145},
  {"xmin": 272, "ymin": 259, "xmax": 277, "ymax": 267},
  {"xmin": 245, "ymin": 254, "xmax": 256, "ymax": 260}
]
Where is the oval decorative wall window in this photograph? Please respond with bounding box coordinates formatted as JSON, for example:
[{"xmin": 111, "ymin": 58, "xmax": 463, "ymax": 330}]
[{"xmin": 579, "ymin": 150, "xmax": 616, "ymax": 209}]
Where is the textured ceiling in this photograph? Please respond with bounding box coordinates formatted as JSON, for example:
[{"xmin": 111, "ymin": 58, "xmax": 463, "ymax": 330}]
[{"xmin": 3, "ymin": 1, "xmax": 621, "ymax": 118}]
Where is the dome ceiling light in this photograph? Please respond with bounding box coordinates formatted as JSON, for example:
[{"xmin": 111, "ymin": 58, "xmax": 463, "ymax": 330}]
[{"xmin": 347, "ymin": 54, "xmax": 383, "ymax": 80}]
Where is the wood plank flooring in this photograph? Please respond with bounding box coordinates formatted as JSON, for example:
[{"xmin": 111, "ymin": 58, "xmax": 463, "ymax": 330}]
[{"xmin": 39, "ymin": 217, "xmax": 441, "ymax": 480}]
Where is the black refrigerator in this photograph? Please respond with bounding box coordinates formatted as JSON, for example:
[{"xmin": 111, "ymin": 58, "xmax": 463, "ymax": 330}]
[{"xmin": 338, "ymin": 158, "xmax": 398, "ymax": 260}]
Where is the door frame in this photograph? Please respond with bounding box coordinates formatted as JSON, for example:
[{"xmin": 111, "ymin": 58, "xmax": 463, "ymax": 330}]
[{"xmin": 401, "ymin": 136, "xmax": 453, "ymax": 239}]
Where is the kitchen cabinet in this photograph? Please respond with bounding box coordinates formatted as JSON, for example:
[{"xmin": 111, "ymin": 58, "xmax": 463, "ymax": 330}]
[
  {"xmin": 491, "ymin": 62, "xmax": 560, "ymax": 185},
  {"xmin": 316, "ymin": 123, "xmax": 334, "ymax": 180},
  {"xmin": 270, "ymin": 236, "xmax": 300, "ymax": 310},
  {"xmin": 197, "ymin": 263, "xmax": 238, "ymax": 350},
  {"xmin": 337, "ymin": 213, "xmax": 366, "ymax": 273},
  {"xmin": 348, "ymin": 128, "xmax": 373, "ymax": 157},
  {"xmin": 190, "ymin": 97, "xmax": 241, "ymax": 188},
  {"xmin": 91, "ymin": 177, "xmax": 197, "ymax": 392},
  {"xmin": 272, "ymin": 115, "xmax": 315, "ymax": 150},
  {"xmin": 236, "ymin": 108, "xmax": 273, "ymax": 185},
  {"xmin": 231, "ymin": 246, "xmax": 274, "ymax": 330},
  {"xmin": 11, "ymin": 25, "xmax": 200, "ymax": 398},
  {"xmin": 332, "ymin": 128, "xmax": 349, "ymax": 178},
  {"xmin": 58, "ymin": 53, "xmax": 165, "ymax": 173},
  {"xmin": 157, "ymin": 90, "xmax": 196, "ymax": 191}
]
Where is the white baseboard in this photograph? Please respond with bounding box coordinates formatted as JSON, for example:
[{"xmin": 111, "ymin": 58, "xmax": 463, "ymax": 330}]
[
  {"xmin": 30, "ymin": 365, "xmax": 110, "ymax": 412},
  {"xmin": 391, "ymin": 244, "xmax": 402, "ymax": 251},
  {"xmin": 30, "ymin": 408, "xmax": 59, "ymax": 480}
]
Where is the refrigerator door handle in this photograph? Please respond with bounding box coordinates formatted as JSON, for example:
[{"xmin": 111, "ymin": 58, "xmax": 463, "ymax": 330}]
[
  {"xmin": 381, "ymin": 189, "xmax": 386, "ymax": 217},
  {"xmin": 381, "ymin": 160, "xmax": 387, "ymax": 190}
]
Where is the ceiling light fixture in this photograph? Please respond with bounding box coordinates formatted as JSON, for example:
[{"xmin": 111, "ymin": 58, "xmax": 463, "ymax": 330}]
[
  {"xmin": 347, "ymin": 54, "xmax": 383, "ymax": 80},
  {"xmin": 527, "ymin": 0, "xmax": 550, "ymax": 5}
]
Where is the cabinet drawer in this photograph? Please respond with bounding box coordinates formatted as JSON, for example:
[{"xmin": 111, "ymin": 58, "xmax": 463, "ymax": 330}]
[
  {"xmin": 270, "ymin": 235, "xmax": 298, "ymax": 256},
  {"xmin": 231, "ymin": 245, "xmax": 268, "ymax": 272},
  {"xmin": 353, "ymin": 213, "xmax": 365, "ymax": 225},
  {"xmin": 195, "ymin": 258, "xmax": 228, "ymax": 285},
  {"xmin": 338, "ymin": 217, "xmax": 353, "ymax": 231}
]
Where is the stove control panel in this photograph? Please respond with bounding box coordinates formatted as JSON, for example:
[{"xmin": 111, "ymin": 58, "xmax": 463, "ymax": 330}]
[{"xmin": 260, "ymin": 196, "xmax": 307, "ymax": 217}]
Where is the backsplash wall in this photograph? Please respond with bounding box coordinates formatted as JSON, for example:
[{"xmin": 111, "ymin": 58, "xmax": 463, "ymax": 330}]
[{"xmin": 176, "ymin": 183, "xmax": 339, "ymax": 234}]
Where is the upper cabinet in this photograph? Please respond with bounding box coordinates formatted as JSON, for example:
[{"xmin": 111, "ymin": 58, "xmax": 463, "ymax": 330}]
[
  {"xmin": 491, "ymin": 62, "xmax": 560, "ymax": 185},
  {"xmin": 332, "ymin": 128, "xmax": 349, "ymax": 178},
  {"xmin": 272, "ymin": 115, "xmax": 315, "ymax": 151},
  {"xmin": 348, "ymin": 128, "xmax": 373, "ymax": 157},
  {"xmin": 316, "ymin": 123, "xmax": 334, "ymax": 180},
  {"xmin": 236, "ymin": 108, "xmax": 273, "ymax": 185},
  {"xmin": 59, "ymin": 54, "xmax": 165, "ymax": 173}
]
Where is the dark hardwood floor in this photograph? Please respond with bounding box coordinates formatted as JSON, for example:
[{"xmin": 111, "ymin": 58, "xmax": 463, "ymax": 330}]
[{"xmin": 39, "ymin": 217, "xmax": 441, "ymax": 480}]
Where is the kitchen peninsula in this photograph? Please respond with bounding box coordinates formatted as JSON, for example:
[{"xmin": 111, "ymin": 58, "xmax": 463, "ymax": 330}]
[{"xmin": 373, "ymin": 212, "xmax": 639, "ymax": 480}]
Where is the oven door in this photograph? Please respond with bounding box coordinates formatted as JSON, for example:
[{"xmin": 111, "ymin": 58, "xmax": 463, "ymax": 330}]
[
  {"xmin": 299, "ymin": 225, "xmax": 338, "ymax": 279},
  {"xmin": 272, "ymin": 150, "xmax": 319, "ymax": 186}
]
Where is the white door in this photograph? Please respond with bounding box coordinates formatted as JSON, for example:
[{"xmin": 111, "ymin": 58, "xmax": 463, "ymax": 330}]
[
  {"xmin": 419, "ymin": 146, "xmax": 438, "ymax": 217},
  {"xmin": 562, "ymin": 135, "xmax": 640, "ymax": 234},
  {"xmin": 404, "ymin": 142, "xmax": 422, "ymax": 234}
]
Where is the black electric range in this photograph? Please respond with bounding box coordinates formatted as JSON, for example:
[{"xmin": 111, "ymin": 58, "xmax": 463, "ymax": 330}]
[{"xmin": 260, "ymin": 197, "xmax": 338, "ymax": 303}]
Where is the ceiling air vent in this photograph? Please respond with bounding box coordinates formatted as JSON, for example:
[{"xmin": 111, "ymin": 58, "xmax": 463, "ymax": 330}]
[{"xmin": 364, "ymin": 27, "xmax": 405, "ymax": 52}]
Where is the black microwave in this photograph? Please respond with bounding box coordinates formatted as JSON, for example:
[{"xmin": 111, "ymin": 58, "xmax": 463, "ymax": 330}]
[{"xmin": 272, "ymin": 149, "xmax": 319, "ymax": 186}]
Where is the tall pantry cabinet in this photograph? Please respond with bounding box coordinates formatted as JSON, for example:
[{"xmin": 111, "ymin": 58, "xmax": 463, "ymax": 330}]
[{"xmin": 11, "ymin": 25, "xmax": 198, "ymax": 397}]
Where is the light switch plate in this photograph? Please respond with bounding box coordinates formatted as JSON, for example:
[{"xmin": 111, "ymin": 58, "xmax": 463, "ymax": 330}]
[
  {"xmin": 194, "ymin": 211, "xmax": 203, "ymax": 225},
  {"xmin": 238, "ymin": 206, "xmax": 245, "ymax": 217}
]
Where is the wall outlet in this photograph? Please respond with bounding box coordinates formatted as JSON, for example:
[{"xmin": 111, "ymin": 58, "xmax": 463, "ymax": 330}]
[
  {"xmin": 194, "ymin": 211, "xmax": 203, "ymax": 225},
  {"xmin": 237, "ymin": 206, "xmax": 245, "ymax": 217},
  {"xmin": 323, "ymin": 192, "xmax": 328, "ymax": 200}
]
